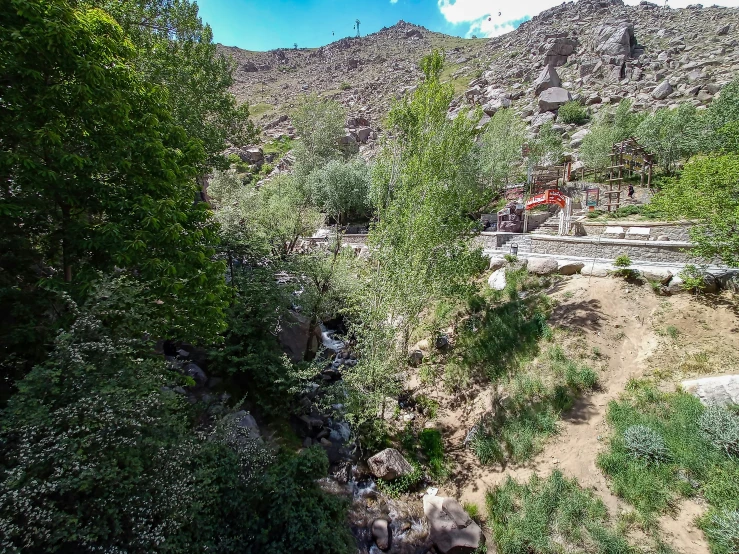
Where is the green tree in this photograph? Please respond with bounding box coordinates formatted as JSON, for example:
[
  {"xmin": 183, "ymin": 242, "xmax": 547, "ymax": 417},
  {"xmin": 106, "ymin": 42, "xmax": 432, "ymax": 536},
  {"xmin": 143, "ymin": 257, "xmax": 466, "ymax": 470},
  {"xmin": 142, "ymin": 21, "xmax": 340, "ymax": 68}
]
[
  {"xmin": 347, "ymin": 51, "xmax": 487, "ymax": 439},
  {"xmin": 649, "ymin": 154, "xmax": 739, "ymax": 267},
  {"xmin": 580, "ymin": 113, "xmax": 617, "ymax": 176},
  {"xmin": 291, "ymin": 94, "xmax": 347, "ymax": 179},
  {"xmin": 208, "ymin": 171, "xmax": 323, "ymax": 259},
  {"xmin": 480, "ymin": 108, "xmax": 526, "ymax": 190},
  {"xmin": 0, "ymin": 0, "xmax": 228, "ymax": 392},
  {"xmin": 529, "ymin": 122, "xmax": 564, "ymax": 168},
  {"xmin": 91, "ymin": 0, "xmax": 257, "ymax": 169},
  {"xmin": 636, "ymin": 103, "xmax": 702, "ymax": 173},
  {"xmin": 306, "ymin": 158, "xmax": 371, "ymax": 224},
  {"xmin": 705, "ymin": 77, "xmax": 739, "ymax": 153}
]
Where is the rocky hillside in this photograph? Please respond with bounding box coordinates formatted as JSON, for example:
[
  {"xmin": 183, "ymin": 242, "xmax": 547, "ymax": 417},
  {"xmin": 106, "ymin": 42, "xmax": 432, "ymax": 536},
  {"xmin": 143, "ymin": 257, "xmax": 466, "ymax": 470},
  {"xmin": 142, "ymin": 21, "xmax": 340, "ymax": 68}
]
[{"xmin": 220, "ymin": 0, "xmax": 739, "ymax": 146}]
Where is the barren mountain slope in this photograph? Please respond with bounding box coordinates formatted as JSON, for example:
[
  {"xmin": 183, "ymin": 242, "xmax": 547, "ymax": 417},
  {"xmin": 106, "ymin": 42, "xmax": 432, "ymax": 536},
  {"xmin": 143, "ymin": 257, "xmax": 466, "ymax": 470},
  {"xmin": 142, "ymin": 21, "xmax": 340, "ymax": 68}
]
[{"xmin": 220, "ymin": 0, "xmax": 739, "ymax": 138}]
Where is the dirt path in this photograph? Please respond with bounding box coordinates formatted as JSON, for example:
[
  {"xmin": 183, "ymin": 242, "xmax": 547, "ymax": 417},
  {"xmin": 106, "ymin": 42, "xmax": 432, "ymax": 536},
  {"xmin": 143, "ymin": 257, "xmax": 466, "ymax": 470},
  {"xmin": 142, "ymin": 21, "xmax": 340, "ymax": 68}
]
[{"xmin": 414, "ymin": 276, "xmax": 739, "ymax": 554}]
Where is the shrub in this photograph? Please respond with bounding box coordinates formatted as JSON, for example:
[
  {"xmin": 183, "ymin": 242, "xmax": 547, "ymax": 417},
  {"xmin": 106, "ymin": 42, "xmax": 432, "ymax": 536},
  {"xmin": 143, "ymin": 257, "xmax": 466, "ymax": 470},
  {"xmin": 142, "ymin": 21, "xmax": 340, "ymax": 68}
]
[
  {"xmin": 611, "ymin": 254, "xmax": 636, "ymax": 279},
  {"xmin": 699, "ymin": 405, "xmax": 739, "ymax": 458},
  {"xmin": 339, "ymin": 82, "xmax": 351, "ymax": 90},
  {"xmin": 702, "ymin": 509, "xmax": 739, "ymax": 554},
  {"xmin": 558, "ymin": 101, "xmax": 589, "ymax": 125},
  {"xmin": 599, "ymin": 383, "xmax": 739, "ymax": 523},
  {"xmin": 623, "ymin": 425, "xmax": 670, "ymax": 464},
  {"xmin": 680, "ymin": 264, "xmax": 707, "ymax": 293},
  {"xmin": 375, "ymin": 463, "xmax": 424, "ymax": 498}
]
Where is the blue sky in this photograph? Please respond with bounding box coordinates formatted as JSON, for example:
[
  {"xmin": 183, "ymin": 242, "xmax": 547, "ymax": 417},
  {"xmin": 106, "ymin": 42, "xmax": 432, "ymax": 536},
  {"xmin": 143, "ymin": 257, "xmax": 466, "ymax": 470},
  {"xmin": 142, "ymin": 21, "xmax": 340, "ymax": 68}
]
[{"xmin": 197, "ymin": 0, "xmax": 739, "ymax": 51}]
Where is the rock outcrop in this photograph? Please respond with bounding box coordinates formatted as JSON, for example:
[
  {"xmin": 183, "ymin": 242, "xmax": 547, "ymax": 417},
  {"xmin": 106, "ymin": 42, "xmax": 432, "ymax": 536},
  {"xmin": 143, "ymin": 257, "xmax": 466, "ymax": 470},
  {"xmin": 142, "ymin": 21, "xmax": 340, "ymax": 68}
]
[
  {"xmin": 423, "ymin": 495, "xmax": 482, "ymax": 554},
  {"xmin": 367, "ymin": 448, "xmax": 414, "ymax": 481}
]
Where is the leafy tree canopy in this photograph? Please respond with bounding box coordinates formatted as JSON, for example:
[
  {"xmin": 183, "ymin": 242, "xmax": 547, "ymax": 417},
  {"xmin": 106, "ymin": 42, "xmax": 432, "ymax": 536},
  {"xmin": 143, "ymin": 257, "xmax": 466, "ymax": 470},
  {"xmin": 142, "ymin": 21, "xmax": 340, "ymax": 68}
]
[
  {"xmin": 1, "ymin": 0, "xmax": 228, "ymax": 390},
  {"xmin": 90, "ymin": 0, "xmax": 257, "ymax": 168}
]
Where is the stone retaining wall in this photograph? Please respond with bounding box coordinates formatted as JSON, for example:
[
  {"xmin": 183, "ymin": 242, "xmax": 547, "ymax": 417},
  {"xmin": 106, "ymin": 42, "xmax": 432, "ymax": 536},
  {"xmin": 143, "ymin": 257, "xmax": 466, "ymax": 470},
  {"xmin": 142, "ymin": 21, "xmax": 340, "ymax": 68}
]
[
  {"xmin": 575, "ymin": 221, "xmax": 693, "ymax": 241},
  {"xmin": 529, "ymin": 235, "xmax": 695, "ymax": 263},
  {"xmin": 478, "ymin": 232, "xmax": 526, "ymax": 250}
]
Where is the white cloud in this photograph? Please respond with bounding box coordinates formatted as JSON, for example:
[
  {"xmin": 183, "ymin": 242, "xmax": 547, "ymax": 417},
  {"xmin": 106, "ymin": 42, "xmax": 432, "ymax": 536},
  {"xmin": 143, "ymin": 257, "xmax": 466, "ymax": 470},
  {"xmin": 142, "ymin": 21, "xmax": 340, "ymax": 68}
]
[
  {"xmin": 437, "ymin": 0, "xmax": 554, "ymax": 37},
  {"xmin": 390, "ymin": 0, "xmax": 398, "ymax": 3},
  {"xmin": 438, "ymin": 0, "xmax": 739, "ymax": 38}
]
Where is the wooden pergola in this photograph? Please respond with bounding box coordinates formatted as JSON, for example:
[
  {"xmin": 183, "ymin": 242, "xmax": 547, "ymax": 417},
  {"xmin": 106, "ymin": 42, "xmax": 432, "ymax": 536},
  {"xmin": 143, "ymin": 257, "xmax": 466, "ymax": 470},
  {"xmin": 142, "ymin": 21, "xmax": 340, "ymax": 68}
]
[{"xmin": 605, "ymin": 137, "xmax": 655, "ymax": 212}]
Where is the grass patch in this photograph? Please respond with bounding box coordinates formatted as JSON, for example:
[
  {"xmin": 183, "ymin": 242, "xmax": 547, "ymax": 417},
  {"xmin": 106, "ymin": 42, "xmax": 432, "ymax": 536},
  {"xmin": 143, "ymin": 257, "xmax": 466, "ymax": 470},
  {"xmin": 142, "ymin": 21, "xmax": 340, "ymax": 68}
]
[
  {"xmin": 470, "ymin": 345, "xmax": 599, "ymax": 465},
  {"xmin": 396, "ymin": 424, "xmax": 450, "ymax": 483},
  {"xmin": 486, "ymin": 471, "xmax": 635, "ymax": 554},
  {"xmin": 419, "ymin": 428, "xmax": 449, "ymax": 481},
  {"xmin": 249, "ymin": 102, "xmax": 273, "ymax": 118},
  {"xmin": 597, "ymin": 380, "xmax": 739, "ymax": 550}
]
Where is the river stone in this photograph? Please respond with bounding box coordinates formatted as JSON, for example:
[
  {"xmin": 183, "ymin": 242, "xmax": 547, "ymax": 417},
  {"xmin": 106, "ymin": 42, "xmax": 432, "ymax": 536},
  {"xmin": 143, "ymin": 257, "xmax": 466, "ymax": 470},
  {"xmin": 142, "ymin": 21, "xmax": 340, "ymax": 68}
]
[
  {"xmin": 558, "ymin": 260, "xmax": 585, "ymax": 275},
  {"xmin": 488, "ymin": 268, "xmax": 507, "ymax": 290},
  {"xmin": 527, "ymin": 257, "xmax": 559, "ymax": 275},
  {"xmin": 424, "ymin": 495, "xmax": 482, "ymax": 554},
  {"xmin": 682, "ymin": 375, "xmax": 739, "ymax": 406},
  {"xmin": 368, "ymin": 448, "xmax": 413, "ymax": 481},
  {"xmin": 372, "ymin": 518, "xmax": 390, "ymax": 551}
]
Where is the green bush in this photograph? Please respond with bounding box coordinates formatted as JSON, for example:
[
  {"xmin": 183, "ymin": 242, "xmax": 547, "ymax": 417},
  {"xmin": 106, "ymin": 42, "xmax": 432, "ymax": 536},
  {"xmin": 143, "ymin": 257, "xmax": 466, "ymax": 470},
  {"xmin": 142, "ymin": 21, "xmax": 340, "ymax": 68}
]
[
  {"xmin": 558, "ymin": 101, "xmax": 589, "ymax": 125},
  {"xmin": 702, "ymin": 509, "xmax": 739, "ymax": 554},
  {"xmin": 679, "ymin": 264, "xmax": 707, "ymax": 293},
  {"xmin": 486, "ymin": 471, "xmax": 632, "ymax": 554},
  {"xmin": 375, "ymin": 463, "xmax": 424, "ymax": 498},
  {"xmin": 699, "ymin": 405, "xmax": 739, "ymax": 458},
  {"xmin": 598, "ymin": 382, "xmax": 739, "ymax": 535},
  {"xmin": 0, "ymin": 279, "xmax": 354, "ymax": 554},
  {"xmin": 419, "ymin": 428, "xmax": 448, "ymax": 480},
  {"xmin": 339, "ymin": 82, "xmax": 351, "ymax": 90},
  {"xmin": 611, "ymin": 254, "xmax": 636, "ymax": 279},
  {"xmin": 623, "ymin": 425, "xmax": 670, "ymax": 464}
]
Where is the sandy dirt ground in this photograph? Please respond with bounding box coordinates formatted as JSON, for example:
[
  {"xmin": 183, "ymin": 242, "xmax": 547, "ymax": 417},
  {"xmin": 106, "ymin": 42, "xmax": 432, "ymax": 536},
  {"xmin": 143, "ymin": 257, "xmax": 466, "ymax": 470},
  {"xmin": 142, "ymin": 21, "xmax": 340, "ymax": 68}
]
[{"xmin": 409, "ymin": 275, "xmax": 739, "ymax": 554}]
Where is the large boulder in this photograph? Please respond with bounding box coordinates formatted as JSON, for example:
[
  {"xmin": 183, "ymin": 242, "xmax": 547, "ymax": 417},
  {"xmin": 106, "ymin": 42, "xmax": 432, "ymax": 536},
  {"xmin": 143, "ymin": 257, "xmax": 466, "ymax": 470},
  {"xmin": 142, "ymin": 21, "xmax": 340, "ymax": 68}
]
[
  {"xmin": 527, "ymin": 257, "xmax": 559, "ymax": 276},
  {"xmin": 682, "ymin": 375, "xmax": 739, "ymax": 406},
  {"xmin": 424, "ymin": 495, "xmax": 482, "ymax": 554},
  {"xmin": 368, "ymin": 448, "xmax": 413, "ymax": 481},
  {"xmin": 558, "ymin": 260, "xmax": 585, "ymax": 275},
  {"xmin": 581, "ymin": 263, "xmax": 611, "ymax": 277},
  {"xmin": 489, "ymin": 257, "xmax": 506, "ymax": 271},
  {"xmin": 592, "ymin": 19, "xmax": 636, "ymax": 59},
  {"xmin": 533, "ymin": 65, "xmax": 562, "ymax": 96},
  {"xmin": 223, "ymin": 410, "xmax": 261, "ymax": 441},
  {"xmin": 278, "ymin": 312, "xmax": 321, "ymax": 363},
  {"xmin": 538, "ymin": 87, "xmax": 572, "ymax": 112},
  {"xmin": 666, "ymin": 274, "xmax": 684, "ymax": 294},
  {"xmin": 569, "ymin": 129, "xmax": 590, "ymax": 148},
  {"xmin": 488, "ymin": 268, "xmax": 507, "ymax": 290},
  {"xmin": 372, "ymin": 518, "xmax": 390, "ymax": 551},
  {"xmin": 542, "ymin": 37, "xmax": 577, "ymax": 67},
  {"xmin": 640, "ymin": 267, "xmax": 673, "ymax": 284},
  {"xmin": 183, "ymin": 363, "xmax": 208, "ymax": 388},
  {"xmin": 652, "ymin": 81, "xmax": 673, "ymax": 100}
]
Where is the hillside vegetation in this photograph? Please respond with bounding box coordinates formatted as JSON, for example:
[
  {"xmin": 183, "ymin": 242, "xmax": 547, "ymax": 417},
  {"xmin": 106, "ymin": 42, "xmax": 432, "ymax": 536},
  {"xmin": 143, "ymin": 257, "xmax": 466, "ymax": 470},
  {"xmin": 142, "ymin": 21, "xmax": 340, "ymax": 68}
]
[{"xmin": 1, "ymin": 1, "xmax": 739, "ymax": 553}]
